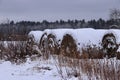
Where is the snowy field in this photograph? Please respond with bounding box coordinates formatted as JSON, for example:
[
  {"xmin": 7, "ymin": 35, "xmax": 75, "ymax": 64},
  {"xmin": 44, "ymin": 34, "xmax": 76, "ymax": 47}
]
[
  {"xmin": 1, "ymin": 56, "xmax": 120, "ymax": 80},
  {"xmin": 1, "ymin": 28, "xmax": 120, "ymax": 80},
  {"xmin": 0, "ymin": 57, "xmax": 62, "ymax": 80}
]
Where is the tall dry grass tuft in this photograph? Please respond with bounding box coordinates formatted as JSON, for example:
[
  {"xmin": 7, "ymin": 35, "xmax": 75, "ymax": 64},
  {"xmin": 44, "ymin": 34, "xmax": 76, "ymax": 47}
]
[
  {"xmin": 54, "ymin": 54, "xmax": 120, "ymax": 80},
  {"xmin": 80, "ymin": 45, "xmax": 104, "ymax": 59},
  {"xmin": 0, "ymin": 35, "xmax": 39, "ymax": 64}
]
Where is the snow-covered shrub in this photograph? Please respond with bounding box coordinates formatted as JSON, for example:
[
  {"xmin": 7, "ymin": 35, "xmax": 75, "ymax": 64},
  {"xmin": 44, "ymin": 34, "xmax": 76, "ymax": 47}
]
[
  {"xmin": 0, "ymin": 42, "xmax": 5, "ymax": 59},
  {"xmin": 26, "ymin": 34, "xmax": 39, "ymax": 56},
  {"xmin": 0, "ymin": 35, "xmax": 41, "ymax": 63},
  {"xmin": 0, "ymin": 35, "xmax": 30, "ymax": 63},
  {"xmin": 60, "ymin": 34, "xmax": 79, "ymax": 58},
  {"xmin": 1, "ymin": 41, "xmax": 27, "ymax": 64},
  {"xmin": 80, "ymin": 45, "xmax": 104, "ymax": 59},
  {"xmin": 102, "ymin": 33, "xmax": 118, "ymax": 58}
]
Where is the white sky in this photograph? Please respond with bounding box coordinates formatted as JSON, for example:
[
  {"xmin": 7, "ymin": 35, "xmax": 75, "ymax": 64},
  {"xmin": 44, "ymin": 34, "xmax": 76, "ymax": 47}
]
[{"xmin": 0, "ymin": 0, "xmax": 120, "ymax": 22}]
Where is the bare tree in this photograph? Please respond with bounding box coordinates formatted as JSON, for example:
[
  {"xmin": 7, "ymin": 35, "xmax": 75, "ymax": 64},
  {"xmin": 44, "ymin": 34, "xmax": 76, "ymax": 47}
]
[{"xmin": 109, "ymin": 8, "xmax": 120, "ymax": 20}]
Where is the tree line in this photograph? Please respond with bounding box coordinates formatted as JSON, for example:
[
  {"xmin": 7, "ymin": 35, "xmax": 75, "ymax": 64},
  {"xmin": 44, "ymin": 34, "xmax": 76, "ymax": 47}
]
[
  {"xmin": 0, "ymin": 18, "xmax": 120, "ymax": 35},
  {"xmin": 0, "ymin": 8, "xmax": 120, "ymax": 36}
]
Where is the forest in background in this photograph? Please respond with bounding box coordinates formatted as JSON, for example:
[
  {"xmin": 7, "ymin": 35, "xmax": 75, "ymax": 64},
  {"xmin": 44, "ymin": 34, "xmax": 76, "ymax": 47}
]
[
  {"xmin": 0, "ymin": 18, "xmax": 120, "ymax": 35},
  {"xmin": 0, "ymin": 8, "xmax": 120, "ymax": 38}
]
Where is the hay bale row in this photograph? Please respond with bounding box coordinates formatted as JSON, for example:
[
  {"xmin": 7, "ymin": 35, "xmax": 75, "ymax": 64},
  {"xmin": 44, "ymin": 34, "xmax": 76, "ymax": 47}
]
[
  {"xmin": 39, "ymin": 33, "xmax": 80, "ymax": 58},
  {"xmin": 38, "ymin": 32, "xmax": 120, "ymax": 59}
]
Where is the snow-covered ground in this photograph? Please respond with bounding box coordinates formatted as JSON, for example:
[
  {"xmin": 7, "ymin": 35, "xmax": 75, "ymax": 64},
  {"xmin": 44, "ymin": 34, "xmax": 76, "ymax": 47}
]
[
  {"xmin": 0, "ymin": 56, "xmax": 84, "ymax": 80},
  {"xmin": 0, "ymin": 57, "xmax": 62, "ymax": 80},
  {"xmin": 1, "ymin": 28, "xmax": 120, "ymax": 80},
  {"xmin": 0, "ymin": 56, "xmax": 120, "ymax": 80}
]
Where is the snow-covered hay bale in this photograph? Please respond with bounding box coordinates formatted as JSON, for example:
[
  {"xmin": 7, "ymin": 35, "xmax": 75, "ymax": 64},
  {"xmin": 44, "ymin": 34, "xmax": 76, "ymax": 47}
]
[
  {"xmin": 39, "ymin": 33, "xmax": 59, "ymax": 54},
  {"xmin": 47, "ymin": 34, "xmax": 59, "ymax": 54},
  {"xmin": 29, "ymin": 31, "xmax": 43, "ymax": 44},
  {"xmin": 39, "ymin": 33, "xmax": 48, "ymax": 53},
  {"xmin": 101, "ymin": 32, "xmax": 118, "ymax": 58},
  {"xmin": 60, "ymin": 34, "xmax": 79, "ymax": 58},
  {"xmin": 29, "ymin": 28, "xmax": 120, "ymax": 58}
]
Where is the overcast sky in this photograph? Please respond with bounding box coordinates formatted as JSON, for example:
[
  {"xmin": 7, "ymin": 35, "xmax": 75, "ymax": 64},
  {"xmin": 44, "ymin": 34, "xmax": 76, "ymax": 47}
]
[{"xmin": 0, "ymin": 0, "xmax": 120, "ymax": 22}]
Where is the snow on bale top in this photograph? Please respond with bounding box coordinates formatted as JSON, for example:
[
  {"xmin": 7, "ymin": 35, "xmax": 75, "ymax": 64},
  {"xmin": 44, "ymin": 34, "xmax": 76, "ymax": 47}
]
[
  {"xmin": 29, "ymin": 31, "xmax": 43, "ymax": 43},
  {"xmin": 29, "ymin": 28, "xmax": 120, "ymax": 48}
]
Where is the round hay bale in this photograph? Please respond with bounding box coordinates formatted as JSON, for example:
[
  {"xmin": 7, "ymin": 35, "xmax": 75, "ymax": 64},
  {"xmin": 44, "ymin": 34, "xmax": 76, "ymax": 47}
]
[
  {"xmin": 39, "ymin": 33, "xmax": 48, "ymax": 53},
  {"xmin": 39, "ymin": 33, "xmax": 49, "ymax": 59},
  {"xmin": 39, "ymin": 33, "xmax": 59, "ymax": 59},
  {"xmin": 47, "ymin": 34, "xmax": 59, "ymax": 54},
  {"xmin": 102, "ymin": 33, "xmax": 118, "ymax": 58},
  {"xmin": 60, "ymin": 34, "xmax": 79, "ymax": 58}
]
